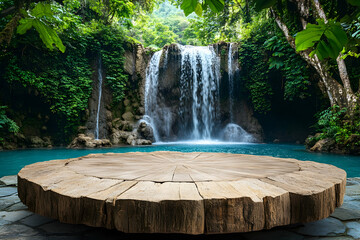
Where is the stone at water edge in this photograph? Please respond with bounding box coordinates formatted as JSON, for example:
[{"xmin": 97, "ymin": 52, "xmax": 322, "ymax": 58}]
[
  {"xmin": 345, "ymin": 221, "xmax": 360, "ymax": 239},
  {"xmin": 330, "ymin": 207, "xmax": 360, "ymax": 221},
  {"xmin": 0, "ymin": 175, "xmax": 17, "ymax": 186},
  {"xmin": 0, "ymin": 187, "xmax": 17, "ymax": 198},
  {"xmin": 294, "ymin": 218, "xmax": 346, "ymax": 237},
  {"xmin": 67, "ymin": 134, "xmax": 111, "ymax": 148}
]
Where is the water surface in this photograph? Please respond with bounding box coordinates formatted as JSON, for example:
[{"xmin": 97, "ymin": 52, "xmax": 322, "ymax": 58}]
[{"xmin": 1, "ymin": 142, "xmax": 359, "ymax": 177}]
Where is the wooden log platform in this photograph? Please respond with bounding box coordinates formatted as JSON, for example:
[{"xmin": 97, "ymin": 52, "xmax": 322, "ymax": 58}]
[{"xmin": 17, "ymin": 151, "xmax": 346, "ymax": 234}]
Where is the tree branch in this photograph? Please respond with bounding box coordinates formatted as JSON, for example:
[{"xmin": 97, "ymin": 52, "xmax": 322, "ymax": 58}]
[{"xmin": 0, "ymin": 6, "xmax": 16, "ymax": 18}]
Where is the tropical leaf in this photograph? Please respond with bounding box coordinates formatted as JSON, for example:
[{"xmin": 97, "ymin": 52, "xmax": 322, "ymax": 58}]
[
  {"xmin": 195, "ymin": 3, "xmax": 203, "ymax": 16},
  {"xmin": 17, "ymin": 18, "xmax": 35, "ymax": 34},
  {"xmin": 16, "ymin": 3, "xmax": 65, "ymax": 53},
  {"xmin": 205, "ymin": 0, "xmax": 224, "ymax": 13},
  {"xmin": 252, "ymin": 0, "xmax": 277, "ymax": 12},
  {"xmin": 17, "ymin": 18, "xmax": 65, "ymax": 53},
  {"xmin": 31, "ymin": 3, "xmax": 53, "ymax": 18},
  {"xmin": 180, "ymin": 0, "xmax": 198, "ymax": 16},
  {"xmin": 295, "ymin": 19, "xmax": 348, "ymax": 60}
]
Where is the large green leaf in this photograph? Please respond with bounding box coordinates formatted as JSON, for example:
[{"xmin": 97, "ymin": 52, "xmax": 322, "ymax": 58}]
[
  {"xmin": 347, "ymin": 0, "xmax": 360, "ymax": 7},
  {"xmin": 205, "ymin": 0, "xmax": 224, "ymax": 13},
  {"xmin": 31, "ymin": 3, "xmax": 53, "ymax": 18},
  {"xmin": 180, "ymin": 0, "xmax": 198, "ymax": 16},
  {"xmin": 17, "ymin": 18, "xmax": 35, "ymax": 34},
  {"xmin": 17, "ymin": 18, "xmax": 65, "ymax": 53},
  {"xmin": 194, "ymin": 3, "xmax": 203, "ymax": 16},
  {"xmin": 295, "ymin": 20, "xmax": 348, "ymax": 60},
  {"xmin": 253, "ymin": 0, "xmax": 277, "ymax": 12}
]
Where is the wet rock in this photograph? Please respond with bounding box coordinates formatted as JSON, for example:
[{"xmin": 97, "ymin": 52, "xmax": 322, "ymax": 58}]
[
  {"xmin": 137, "ymin": 121, "xmax": 155, "ymax": 142},
  {"xmin": 0, "ymin": 175, "xmax": 17, "ymax": 186},
  {"xmin": 310, "ymin": 138, "xmax": 336, "ymax": 152},
  {"xmin": 110, "ymin": 130, "xmax": 132, "ymax": 145},
  {"xmin": 345, "ymin": 221, "xmax": 360, "ymax": 239},
  {"xmin": 20, "ymin": 214, "xmax": 55, "ymax": 227},
  {"xmin": 77, "ymin": 126, "xmax": 87, "ymax": 134},
  {"xmin": 123, "ymin": 99, "xmax": 131, "ymax": 107},
  {"xmin": 0, "ymin": 210, "xmax": 33, "ymax": 222},
  {"xmin": 6, "ymin": 202, "xmax": 28, "ymax": 211},
  {"xmin": 137, "ymin": 107, "xmax": 145, "ymax": 115},
  {"xmin": 0, "ymin": 224, "xmax": 40, "ymax": 238},
  {"xmin": 331, "ymin": 207, "xmax": 360, "ymax": 221},
  {"xmin": 28, "ymin": 136, "xmax": 45, "ymax": 148},
  {"xmin": 135, "ymin": 139, "xmax": 152, "ymax": 145},
  {"xmin": 112, "ymin": 118, "xmax": 122, "ymax": 129},
  {"xmin": 346, "ymin": 184, "xmax": 360, "ymax": 196},
  {"xmin": 0, "ymin": 195, "xmax": 20, "ymax": 211},
  {"xmin": 305, "ymin": 133, "xmax": 321, "ymax": 149},
  {"xmin": 105, "ymin": 110, "xmax": 112, "ymax": 121},
  {"xmin": 126, "ymin": 134, "xmax": 136, "ymax": 145},
  {"xmin": 0, "ymin": 187, "xmax": 17, "ymax": 197},
  {"xmin": 122, "ymin": 112, "xmax": 134, "ymax": 122},
  {"xmin": 293, "ymin": 217, "xmax": 345, "ymax": 237},
  {"xmin": 68, "ymin": 134, "xmax": 111, "ymax": 148}
]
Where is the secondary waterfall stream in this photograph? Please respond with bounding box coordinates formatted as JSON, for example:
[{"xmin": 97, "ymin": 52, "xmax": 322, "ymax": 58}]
[
  {"xmin": 94, "ymin": 57, "xmax": 103, "ymax": 140},
  {"xmin": 144, "ymin": 44, "xmax": 253, "ymax": 143},
  {"xmin": 228, "ymin": 43, "xmax": 235, "ymax": 122}
]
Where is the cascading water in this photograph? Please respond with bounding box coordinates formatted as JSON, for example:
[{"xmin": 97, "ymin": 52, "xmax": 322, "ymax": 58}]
[
  {"xmin": 228, "ymin": 43, "xmax": 236, "ymax": 122},
  {"xmin": 144, "ymin": 50, "xmax": 162, "ymax": 142},
  {"xmin": 179, "ymin": 45, "xmax": 220, "ymax": 140},
  {"xmin": 94, "ymin": 57, "xmax": 103, "ymax": 140},
  {"xmin": 223, "ymin": 43, "xmax": 253, "ymax": 142},
  {"xmin": 144, "ymin": 44, "xmax": 254, "ymax": 143}
]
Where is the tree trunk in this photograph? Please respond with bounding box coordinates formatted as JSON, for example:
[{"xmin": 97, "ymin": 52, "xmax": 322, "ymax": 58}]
[{"xmin": 271, "ymin": 1, "xmax": 357, "ymax": 109}]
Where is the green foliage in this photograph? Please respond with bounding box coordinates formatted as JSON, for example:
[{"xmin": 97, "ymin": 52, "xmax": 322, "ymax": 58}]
[
  {"xmin": 99, "ymin": 27, "xmax": 128, "ymax": 103},
  {"xmin": 179, "ymin": 0, "xmax": 224, "ymax": 16},
  {"xmin": 295, "ymin": 19, "xmax": 348, "ymax": 60},
  {"xmin": 264, "ymin": 35, "xmax": 311, "ymax": 101},
  {"xmin": 128, "ymin": 1, "xmax": 189, "ymax": 47},
  {"xmin": 0, "ymin": 106, "xmax": 19, "ymax": 143},
  {"xmin": 315, "ymin": 105, "xmax": 360, "ymax": 145},
  {"xmin": 4, "ymin": 40, "xmax": 93, "ymax": 136},
  {"xmin": 16, "ymin": 3, "xmax": 65, "ymax": 52},
  {"xmin": 239, "ymin": 41, "xmax": 272, "ymax": 113}
]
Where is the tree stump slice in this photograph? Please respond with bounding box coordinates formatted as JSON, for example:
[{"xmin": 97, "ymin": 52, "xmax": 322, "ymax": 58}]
[{"xmin": 17, "ymin": 151, "xmax": 346, "ymax": 234}]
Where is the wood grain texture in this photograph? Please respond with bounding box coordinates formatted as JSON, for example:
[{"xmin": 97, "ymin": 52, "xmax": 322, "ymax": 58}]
[{"xmin": 17, "ymin": 151, "xmax": 346, "ymax": 234}]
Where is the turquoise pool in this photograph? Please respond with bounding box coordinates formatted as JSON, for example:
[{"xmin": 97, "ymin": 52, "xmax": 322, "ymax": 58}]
[{"xmin": 1, "ymin": 142, "xmax": 360, "ymax": 177}]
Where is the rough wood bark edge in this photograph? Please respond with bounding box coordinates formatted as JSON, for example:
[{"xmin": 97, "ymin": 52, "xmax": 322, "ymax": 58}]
[{"xmin": 17, "ymin": 152, "xmax": 346, "ymax": 234}]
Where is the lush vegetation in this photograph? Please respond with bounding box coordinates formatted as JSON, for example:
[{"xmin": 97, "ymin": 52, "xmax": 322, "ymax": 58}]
[
  {"xmin": 0, "ymin": 0, "xmax": 360, "ymax": 151},
  {"xmin": 0, "ymin": 0, "xmax": 132, "ymax": 142}
]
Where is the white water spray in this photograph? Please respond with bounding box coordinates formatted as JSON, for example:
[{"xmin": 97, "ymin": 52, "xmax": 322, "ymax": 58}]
[{"xmin": 94, "ymin": 57, "xmax": 103, "ymax": 140}]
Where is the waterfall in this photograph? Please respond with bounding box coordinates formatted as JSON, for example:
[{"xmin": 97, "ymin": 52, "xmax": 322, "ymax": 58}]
[
  {"xmin": 144, "ymin": 50, "xmax": 162, "ymax": 141},
  {"xmin": 179, "ymin": 45, "xmax": 220, "ymax": 140},
  {"xmin": 94, "ymin": 57, "xmax": 103, "ymax": 140},
  {"xmin": 222, "ymin": 123, "xmax": 254, "ymax": 142},
  {"xmin": 144, "ymin": 44, "xmax": 254, "ymax": 143},
  {"xmin": 228, "ymin": 43, "xmax": 236, "ymax": 122}
]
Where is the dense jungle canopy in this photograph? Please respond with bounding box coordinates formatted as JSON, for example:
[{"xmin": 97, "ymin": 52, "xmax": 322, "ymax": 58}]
[{"xmin": 0, "ymin": 0, "xmax": 360, "ymax": 153}]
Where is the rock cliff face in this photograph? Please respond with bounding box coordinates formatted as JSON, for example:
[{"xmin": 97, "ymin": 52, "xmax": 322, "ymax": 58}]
[
  {"xmin": 70, "ymin": 44, "xmax": 154, "ymax": 147},
  {"xmin": 215, "ymin": 42, "xmax": 263, "ymax": 141},
  {"xmin": 70, "ymin": 42, "xmax": 264, "ymax": 147}
]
